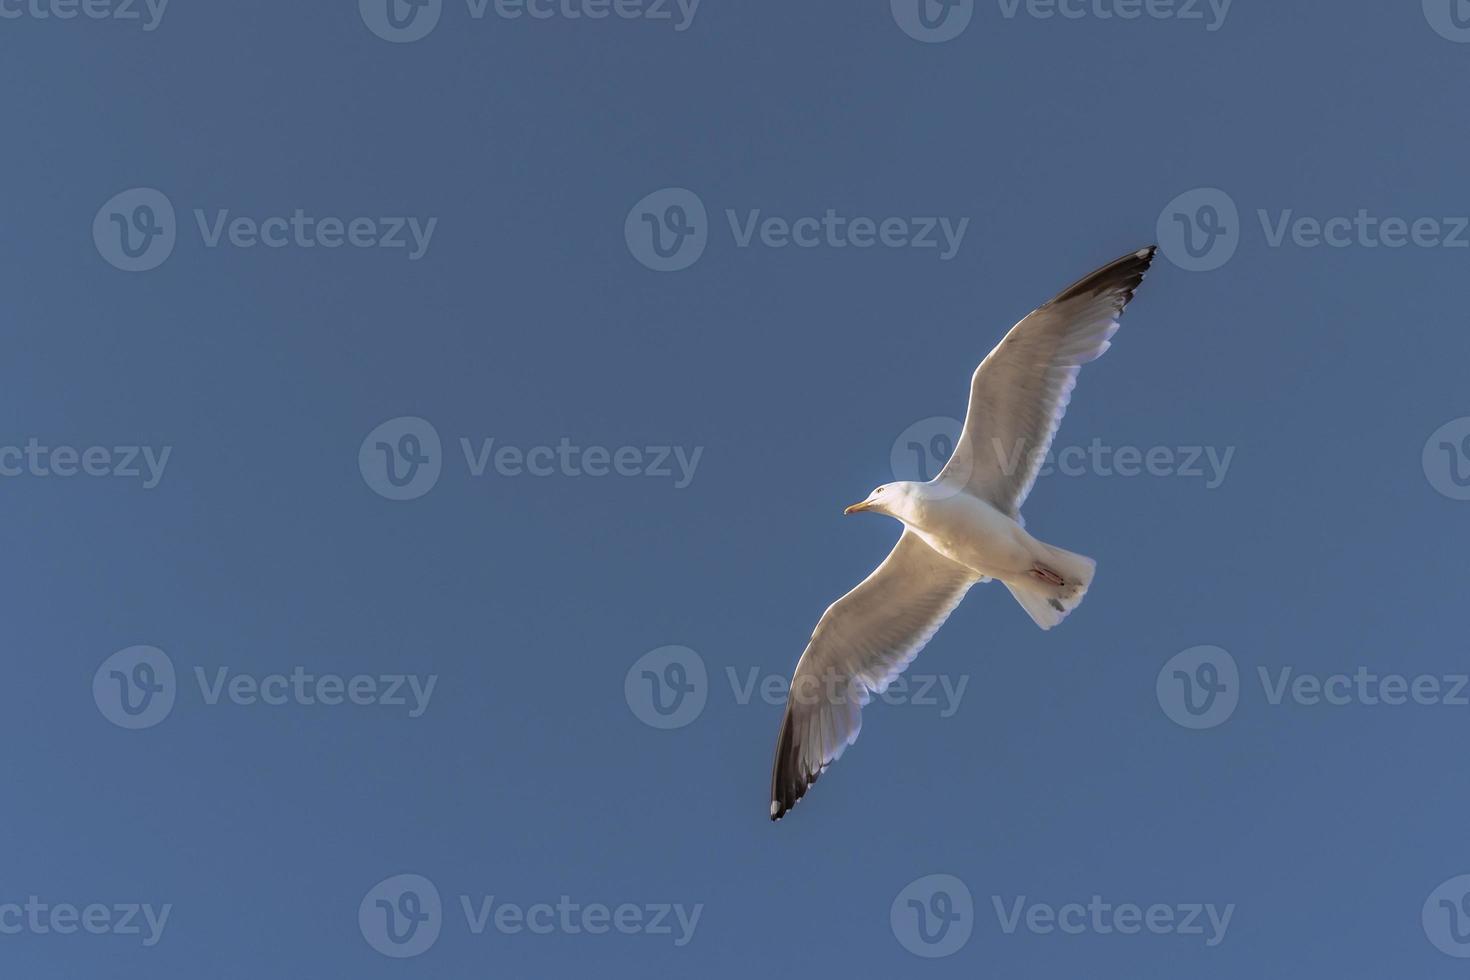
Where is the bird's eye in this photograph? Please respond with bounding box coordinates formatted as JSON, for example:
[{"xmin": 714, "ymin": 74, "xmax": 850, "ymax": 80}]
[{"xmin": 875, "ymin": 487, "xmax": 885, "ymax": 494}]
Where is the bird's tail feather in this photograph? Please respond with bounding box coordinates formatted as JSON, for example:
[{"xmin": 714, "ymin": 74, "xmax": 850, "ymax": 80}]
[{"xmin": 1004, "ymin": 544, "xmax": 1095, "ymax": 630}]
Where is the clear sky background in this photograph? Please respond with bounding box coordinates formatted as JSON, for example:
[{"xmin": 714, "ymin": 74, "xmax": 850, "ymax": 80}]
[{"xmin": 3, "ymin": 1, "xmax": 1470, "ymax": 976}]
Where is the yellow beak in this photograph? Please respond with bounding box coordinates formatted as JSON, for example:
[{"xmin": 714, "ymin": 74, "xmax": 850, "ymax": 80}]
[{"xmin": 844, "ymin": 500, "xmax": 872, "ymax": 515}]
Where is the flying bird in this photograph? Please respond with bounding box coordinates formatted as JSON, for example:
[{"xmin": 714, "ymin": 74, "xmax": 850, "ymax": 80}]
[{"xmin": 768, "ymin": 246, "xmax": 1157, "ymax": 821}]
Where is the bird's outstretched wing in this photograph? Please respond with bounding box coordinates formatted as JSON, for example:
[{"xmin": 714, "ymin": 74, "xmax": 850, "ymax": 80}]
[
  {"xmin": 769, "ymin": 531, "xmax": 978, "ymax": 821},
  {"xmin": 937, "ymin": 246, "xmax": 1156, "ymax": 517}
]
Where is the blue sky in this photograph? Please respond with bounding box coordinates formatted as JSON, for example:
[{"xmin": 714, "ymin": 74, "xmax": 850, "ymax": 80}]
[{"xmin": 3, "ymin": 1, "xmax": 1470, "ymax": 976}]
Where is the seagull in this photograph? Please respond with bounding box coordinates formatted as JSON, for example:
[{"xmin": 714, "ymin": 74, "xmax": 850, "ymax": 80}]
[{"xmin": 768, "ymin": 246, "xmax": 1157, "ymax": 821}]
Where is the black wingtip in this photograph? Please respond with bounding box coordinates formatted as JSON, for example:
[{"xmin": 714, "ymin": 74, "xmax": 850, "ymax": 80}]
[
  {"xmin": 1048, "ymin": 245, "xmax": 1157, "ymax": 307},
  {"xmin": 769, "ymin": 707, "xmax": 821, "ymax": 822}
]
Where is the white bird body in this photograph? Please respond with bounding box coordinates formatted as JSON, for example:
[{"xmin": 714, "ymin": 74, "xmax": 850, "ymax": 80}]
[
  {"xmin": 848, "ymin": 480, "xmax": 1097, "ymax": 630},
  {"xmin": 768, "ymin": 246, "xmax": 1156, "ymax": 821},
  {"xmin": 885, "ymin": 484, "xmax": 1038, "ymax": 580}
]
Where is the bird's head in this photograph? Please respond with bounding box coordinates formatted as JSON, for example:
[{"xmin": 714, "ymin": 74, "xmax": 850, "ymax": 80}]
[{"xmin": 844, "ymin": 481, "xmax": 921, "ymax": 519}]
